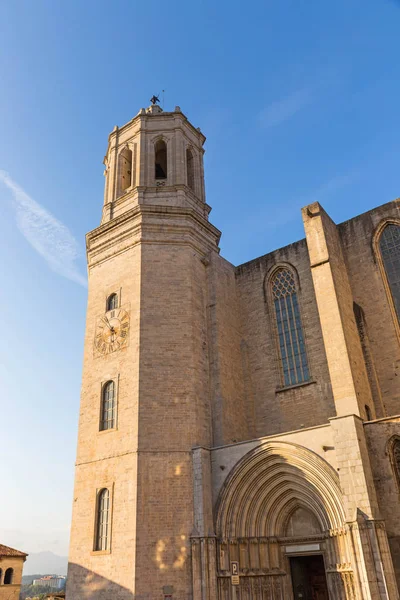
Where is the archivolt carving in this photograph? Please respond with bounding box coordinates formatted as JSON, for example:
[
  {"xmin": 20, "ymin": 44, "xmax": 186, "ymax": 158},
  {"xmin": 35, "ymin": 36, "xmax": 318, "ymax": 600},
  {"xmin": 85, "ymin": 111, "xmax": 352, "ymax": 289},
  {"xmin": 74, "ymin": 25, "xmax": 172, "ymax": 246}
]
[{"xmin": 216, "ymin": 441, "xmax": 345, "ymax": 539}]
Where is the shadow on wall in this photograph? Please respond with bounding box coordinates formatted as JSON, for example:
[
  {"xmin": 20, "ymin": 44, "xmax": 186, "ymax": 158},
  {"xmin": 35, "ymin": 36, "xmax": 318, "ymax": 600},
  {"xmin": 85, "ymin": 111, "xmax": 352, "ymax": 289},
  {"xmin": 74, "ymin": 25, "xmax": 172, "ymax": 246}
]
[{"xmin": 66, "ymin": 563, "xmax": 135, "ymax": 600}]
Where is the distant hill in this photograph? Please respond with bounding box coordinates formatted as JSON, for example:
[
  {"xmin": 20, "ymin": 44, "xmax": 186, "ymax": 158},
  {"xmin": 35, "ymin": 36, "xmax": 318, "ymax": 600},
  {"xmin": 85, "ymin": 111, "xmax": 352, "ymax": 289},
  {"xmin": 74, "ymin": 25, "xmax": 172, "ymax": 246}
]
[
  {"xmin": 23, "ymin": 551, "xmax": 68, "ymax": 576},
  {"xmin": 22, "ymin": 573, "xmax": 58, "ymax": 585}
]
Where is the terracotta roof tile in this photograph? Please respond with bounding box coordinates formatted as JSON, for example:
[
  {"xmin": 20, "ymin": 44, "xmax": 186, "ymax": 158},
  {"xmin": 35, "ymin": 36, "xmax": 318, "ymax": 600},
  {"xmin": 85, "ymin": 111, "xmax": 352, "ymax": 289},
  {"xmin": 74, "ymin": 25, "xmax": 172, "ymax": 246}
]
[{"xmin": 0, "ymin": 544, "xmax": 28, "ymax": 557}]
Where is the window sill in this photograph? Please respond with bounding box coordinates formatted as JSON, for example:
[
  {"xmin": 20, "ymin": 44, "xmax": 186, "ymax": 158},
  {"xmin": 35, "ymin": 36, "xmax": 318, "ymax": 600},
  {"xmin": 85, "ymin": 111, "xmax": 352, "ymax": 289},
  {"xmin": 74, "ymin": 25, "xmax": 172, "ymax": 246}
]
[
  {"xmin": 116, "ymin": 185, "xmax": 133, "ymax": 199},
  {"xmin": 91, "ymin": 549, "xmax": 111, "ymax": 556},
  {"xmin": 275, "ymin": 379, "xmax": 316, "ymax": 393},
  {"xmin": 98, "ymin": 427, "xmax": 117, "ymax": 435}
]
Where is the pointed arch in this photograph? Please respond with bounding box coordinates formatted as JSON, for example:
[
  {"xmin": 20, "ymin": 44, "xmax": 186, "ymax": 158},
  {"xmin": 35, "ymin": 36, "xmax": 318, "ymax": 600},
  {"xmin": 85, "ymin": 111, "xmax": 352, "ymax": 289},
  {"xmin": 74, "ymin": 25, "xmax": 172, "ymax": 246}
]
[
  {"xmin": 267, "ymin": 264, "xmax": 310, "ymax": 387},
  {"xmin": 216, "ymin": 441, "xmax": 345, "ymax": 539},
  {"xmin": 284, "ymin": 505, "xmax": 323, "ymax": 537},
  {"xmin": 155, "ymin": 138, "xmax": 167, "ymax": 180},
  {"xmin": 117, "ymin": 146, "xmax": 132, "ymax": 196},
  {"xmin": 373, "ymin": 218, "xmax": 400, "ymax": 342}
]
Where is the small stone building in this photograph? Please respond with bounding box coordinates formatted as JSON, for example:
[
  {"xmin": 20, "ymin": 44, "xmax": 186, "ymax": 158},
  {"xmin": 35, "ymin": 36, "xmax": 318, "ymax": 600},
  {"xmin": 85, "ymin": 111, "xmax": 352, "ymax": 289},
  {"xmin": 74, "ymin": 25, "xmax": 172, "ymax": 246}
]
[
  {"xmin": 0, "ymin": 544, "xmax": 27, "ymax": 600},
  {"xmin": 67, "ymin": 103, "xmax": 400, "ymax": 599}
]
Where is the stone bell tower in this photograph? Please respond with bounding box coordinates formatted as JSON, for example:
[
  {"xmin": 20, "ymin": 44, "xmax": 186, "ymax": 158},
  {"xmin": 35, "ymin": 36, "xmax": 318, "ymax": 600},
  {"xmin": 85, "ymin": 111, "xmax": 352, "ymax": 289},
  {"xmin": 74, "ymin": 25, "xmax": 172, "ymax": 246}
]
[{"xmin": 67, "ymin": 103, "xmax": 221, "ymax": 600}]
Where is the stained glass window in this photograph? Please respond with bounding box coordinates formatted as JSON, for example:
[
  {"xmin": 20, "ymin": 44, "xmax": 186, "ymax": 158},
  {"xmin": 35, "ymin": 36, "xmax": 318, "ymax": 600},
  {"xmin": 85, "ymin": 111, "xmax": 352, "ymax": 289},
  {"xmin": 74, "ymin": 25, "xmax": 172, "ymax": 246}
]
[
  {"xmin": 100, "ymin": 381, "xmax": 116, "ymax": 431},
  {"xmin": 95, "ymin": 489, "xmax": 110, "ymax": 551},
  {"xmin": 271, "ymin": 268, "xmax": 310, "ymax": 387},
  {"xmin": 380, "ymin": 224, "xmax": 400, "ymax": 322}
]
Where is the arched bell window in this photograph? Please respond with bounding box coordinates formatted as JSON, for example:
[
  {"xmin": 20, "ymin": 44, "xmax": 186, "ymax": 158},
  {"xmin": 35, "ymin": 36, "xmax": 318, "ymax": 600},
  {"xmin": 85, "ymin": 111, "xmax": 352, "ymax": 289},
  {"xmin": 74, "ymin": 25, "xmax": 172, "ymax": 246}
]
[
  {"xmin": 379, "ymin": 223, "xmax": 400, "ymax": 324},
  {"xmin": 271, "ymin": 267, "xmax": 310, "ymax": 387},
  {"xmin": 155, "ymin": 139, "xmax": 167, "ymax": 180},
  {"xmin": 117, "ymin": 147, "xmax": 132, "ymax": 196},
  {"xmin": 107, "ymin": 293, "xmax": 118, "ymax": 312},
  {"xmin": 95, "ymin": 488, "xmax": 110, "ymax": 551},
  {"xmin": 4, "ymin": 568, "xmax": 13, "ymax": 585},
  {"xmin": 100, "ymin": 381, "xmax": 116, "ymax": 431},
  {"xmin": 186, "ymin": 148, "xmax": 195, "ymax": 191}
]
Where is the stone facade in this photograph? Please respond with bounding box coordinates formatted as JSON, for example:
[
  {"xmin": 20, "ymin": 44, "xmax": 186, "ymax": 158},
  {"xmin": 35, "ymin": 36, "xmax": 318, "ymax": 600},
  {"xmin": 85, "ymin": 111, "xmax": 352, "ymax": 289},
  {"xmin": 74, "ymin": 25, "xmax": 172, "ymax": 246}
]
[
  {"xmin": 67, "ymin": 104, "xmax": 400, "ymax": 600},
  {"xmin": 0, "ymin": 544, "xmax": 27, "ymax": 600}
]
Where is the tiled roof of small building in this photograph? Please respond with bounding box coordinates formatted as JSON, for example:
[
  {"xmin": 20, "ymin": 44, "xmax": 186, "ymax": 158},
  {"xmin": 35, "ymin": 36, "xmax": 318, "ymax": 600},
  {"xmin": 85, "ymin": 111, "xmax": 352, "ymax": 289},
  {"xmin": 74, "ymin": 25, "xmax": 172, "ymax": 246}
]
[{"xmin": 0, "ymin": 543, "xmax": 28, "ymax": 557}]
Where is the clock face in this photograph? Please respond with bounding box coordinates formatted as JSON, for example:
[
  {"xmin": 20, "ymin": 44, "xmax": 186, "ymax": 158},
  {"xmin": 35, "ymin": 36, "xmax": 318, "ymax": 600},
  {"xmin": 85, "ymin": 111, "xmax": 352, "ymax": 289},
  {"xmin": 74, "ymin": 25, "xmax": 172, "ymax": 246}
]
[{"xmin": 94, "ymin": 306, "xmax": 130, "ymax": 355}]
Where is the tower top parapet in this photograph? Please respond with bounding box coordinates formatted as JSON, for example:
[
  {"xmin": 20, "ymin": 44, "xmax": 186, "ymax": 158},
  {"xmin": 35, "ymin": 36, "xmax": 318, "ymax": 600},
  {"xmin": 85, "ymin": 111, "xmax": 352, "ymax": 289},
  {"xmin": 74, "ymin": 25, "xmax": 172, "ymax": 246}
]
[{"xmin": 101, "ymin": 104, "xmax": 209, "ymax": 225}]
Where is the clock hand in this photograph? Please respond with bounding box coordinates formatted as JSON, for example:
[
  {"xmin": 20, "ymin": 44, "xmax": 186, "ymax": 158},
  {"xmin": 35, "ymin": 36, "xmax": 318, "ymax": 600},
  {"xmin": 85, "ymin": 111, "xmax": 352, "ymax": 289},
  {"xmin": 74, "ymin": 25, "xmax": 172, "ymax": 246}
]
[{"xmin": 101, "ymin": 316, "xmax": 113, "ymax": 331}]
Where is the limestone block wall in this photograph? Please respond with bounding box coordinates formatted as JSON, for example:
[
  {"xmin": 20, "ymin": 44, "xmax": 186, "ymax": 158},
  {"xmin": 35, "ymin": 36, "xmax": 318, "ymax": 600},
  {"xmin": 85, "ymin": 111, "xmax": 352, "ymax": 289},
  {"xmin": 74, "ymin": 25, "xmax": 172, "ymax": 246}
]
[
  {"xmin": 338, "ymin": 199, "xmax": 400, "ymax": 417},
  {"xmin": 0, "ymin": 556, "xmax": 25, "ymax": 600},
  {"xmin": 235, "ymin": 239, "xmax": 335, "ymax": 437},
  {"xmin": 303, "ymin": 203, "xmax": 374, "ymax": 420},
  {"xmin": 68, "ymin": 233, "xmax": 142, "ymax": 598},
  {"xmin": 208, "ymin": 253, "xmax": 249, "ymax": 447},
  {"xmin": 365, "ymin": 418, "xmax": 400, "ymax": 587},
  {"xmin": 131, "ymin": 221, "xmax": 220, "ymax": 599}
]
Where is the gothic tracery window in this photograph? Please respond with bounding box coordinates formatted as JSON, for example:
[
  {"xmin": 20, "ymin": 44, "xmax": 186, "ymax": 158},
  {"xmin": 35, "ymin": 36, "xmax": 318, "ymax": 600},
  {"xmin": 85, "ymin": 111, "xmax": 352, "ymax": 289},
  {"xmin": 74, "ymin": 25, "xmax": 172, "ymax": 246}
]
[
  {"xmin": 379, "ymin": 224, "xmax": 400, "ymax": 323},
  {"xmin": 271, "ymin": 268, "xmax": 310, "ymax": 387},
  {"xmin": 95, "ymin": 488, "xmax": 110, "ymax": 551},
  {"xmin": 100, "ymin": 381, "xmax": 116, "ymax": 431}
]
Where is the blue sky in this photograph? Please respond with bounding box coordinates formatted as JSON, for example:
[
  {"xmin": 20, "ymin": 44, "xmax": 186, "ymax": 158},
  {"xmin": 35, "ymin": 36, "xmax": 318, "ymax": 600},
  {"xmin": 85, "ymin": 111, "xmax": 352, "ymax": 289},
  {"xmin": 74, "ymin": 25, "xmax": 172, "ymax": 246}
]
[{"xmin": 0, "ymin": 0, "xmax": 399, "ymax": 558}]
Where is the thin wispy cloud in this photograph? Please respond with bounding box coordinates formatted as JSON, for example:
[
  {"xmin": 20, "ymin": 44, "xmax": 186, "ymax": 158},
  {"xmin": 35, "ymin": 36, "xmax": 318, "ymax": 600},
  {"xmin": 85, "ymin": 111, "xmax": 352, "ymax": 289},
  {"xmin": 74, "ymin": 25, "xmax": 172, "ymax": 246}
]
[
  {"xmin": 241, "ymin": 171, "xmax": 358, "ymax": 235},
  {"xmin": 0, "ymin": 171, "xmax": 87, "ymax": 287},
  {"xmin": 259, "ymin": 87, "xmax": 313, "ymax": 129},
  {"xmin": 266, "ymin": 172, "xmax": 358, "ymax": 229}
]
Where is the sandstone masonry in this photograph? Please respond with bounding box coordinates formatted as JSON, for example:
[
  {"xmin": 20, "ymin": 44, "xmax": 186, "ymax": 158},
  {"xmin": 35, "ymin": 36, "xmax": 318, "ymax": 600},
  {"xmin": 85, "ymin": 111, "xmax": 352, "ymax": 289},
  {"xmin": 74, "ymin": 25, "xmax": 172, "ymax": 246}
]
[{"xmin": 67, "ymin": 104, "xmax": 400, "ymax": 600}]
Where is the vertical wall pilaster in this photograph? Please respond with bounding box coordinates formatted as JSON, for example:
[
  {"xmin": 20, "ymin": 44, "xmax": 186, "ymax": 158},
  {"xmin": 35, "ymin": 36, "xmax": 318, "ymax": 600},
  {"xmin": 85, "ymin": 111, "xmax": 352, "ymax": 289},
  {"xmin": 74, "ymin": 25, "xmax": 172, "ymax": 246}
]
[
  {"xmin": 193, "ymin": 447, "xmax": 215, "ymax": 538},
  {"xmin": 302, "ymin": 202, "xmax": 373, "ymax": 419},
  {"xmin": 331, "ymin": 415, "xmax": 399, "ymax": 598}
]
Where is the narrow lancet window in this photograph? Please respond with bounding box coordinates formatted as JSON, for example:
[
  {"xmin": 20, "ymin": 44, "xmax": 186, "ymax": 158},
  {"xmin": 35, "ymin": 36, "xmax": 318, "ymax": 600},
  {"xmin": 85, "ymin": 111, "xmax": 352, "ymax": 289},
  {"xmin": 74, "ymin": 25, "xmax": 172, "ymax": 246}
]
[
  {"xmin": 390, "ymin": 438, "xmax": 400, "ymax": 490},
  {"xmin": 186, "ymin": 148, "xmax": 195, "ymax": 191},
  {"xmin": 100, "ymin": 381, "xmax": 116, "ymax": 431},
  {"xmin": 118, "ymin": 147, "xmax": 132, "ymax": 195},
  {"xmin": 107, "ymin": 293, "xmax": 118, "ymax": 311},
  {"xmin": 379, "ymin": 224, "xmax": 400, "ymax": 322},
  {"xmin": 155, "ymin": 140, "xmax": 167, "ymax": 179},
  {"xmin": 271, "ymin": 268, "xmax": 309, "ymax": 386},
  {"xmin": 95, "ymin": 488, "xmax": 110, "ymax": 551}
]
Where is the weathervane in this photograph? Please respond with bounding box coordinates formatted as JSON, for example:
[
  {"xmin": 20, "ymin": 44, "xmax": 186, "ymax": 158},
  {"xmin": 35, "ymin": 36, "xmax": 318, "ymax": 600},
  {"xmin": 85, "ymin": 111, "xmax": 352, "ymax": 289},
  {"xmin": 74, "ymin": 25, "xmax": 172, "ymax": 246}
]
[{"xmin": 150, "ymin": 94, "xmax": 160, "ymax": 105}]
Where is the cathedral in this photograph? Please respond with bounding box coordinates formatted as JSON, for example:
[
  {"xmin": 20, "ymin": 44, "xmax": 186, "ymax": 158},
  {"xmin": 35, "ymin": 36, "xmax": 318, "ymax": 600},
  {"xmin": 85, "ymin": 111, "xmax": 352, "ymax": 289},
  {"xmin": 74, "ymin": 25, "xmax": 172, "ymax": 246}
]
[{"xmin": 67, "ymin": 102, "xmax": 400, "ymax": 600}]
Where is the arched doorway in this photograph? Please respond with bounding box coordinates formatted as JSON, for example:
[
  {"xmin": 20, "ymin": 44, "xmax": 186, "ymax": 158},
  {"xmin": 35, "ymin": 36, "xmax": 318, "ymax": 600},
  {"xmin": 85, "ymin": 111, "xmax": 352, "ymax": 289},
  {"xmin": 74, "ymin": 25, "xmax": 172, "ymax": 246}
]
[{"xmin": 214, "ymin": 441, "xmax": 356, "ymax": 599}]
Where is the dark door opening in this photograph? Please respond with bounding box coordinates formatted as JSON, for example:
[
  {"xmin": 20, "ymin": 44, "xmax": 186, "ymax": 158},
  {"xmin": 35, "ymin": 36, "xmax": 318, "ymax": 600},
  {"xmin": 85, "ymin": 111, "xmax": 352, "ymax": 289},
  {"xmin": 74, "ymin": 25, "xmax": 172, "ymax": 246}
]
[{"xmin": 290, "ymin": 554, "xmax": 329, "ymax": 600}]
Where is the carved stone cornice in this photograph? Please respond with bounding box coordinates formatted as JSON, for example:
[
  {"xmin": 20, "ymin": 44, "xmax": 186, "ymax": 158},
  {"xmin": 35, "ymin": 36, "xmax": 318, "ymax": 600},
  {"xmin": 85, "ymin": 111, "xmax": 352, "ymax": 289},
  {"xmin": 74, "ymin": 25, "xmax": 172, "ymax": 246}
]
[{"xmin": 87, "ymin": 203, "xmax": 221, "ymax": 268}]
